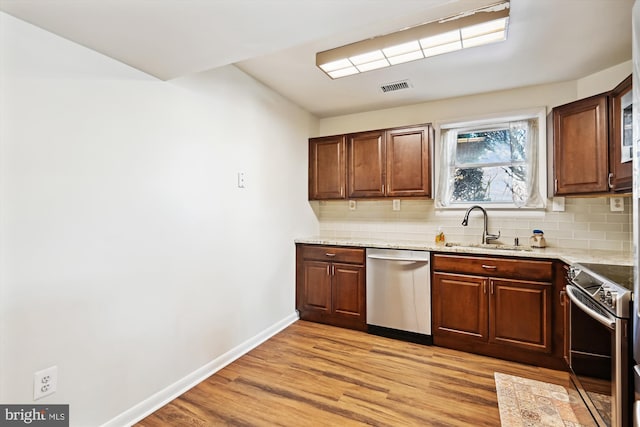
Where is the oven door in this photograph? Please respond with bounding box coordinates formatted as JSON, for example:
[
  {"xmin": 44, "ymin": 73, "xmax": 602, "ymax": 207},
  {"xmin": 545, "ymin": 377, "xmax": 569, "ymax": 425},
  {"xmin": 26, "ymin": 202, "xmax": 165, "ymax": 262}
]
[{"xmin": 567, "ymin": 284, "xmax": 628, "ymax": 427}]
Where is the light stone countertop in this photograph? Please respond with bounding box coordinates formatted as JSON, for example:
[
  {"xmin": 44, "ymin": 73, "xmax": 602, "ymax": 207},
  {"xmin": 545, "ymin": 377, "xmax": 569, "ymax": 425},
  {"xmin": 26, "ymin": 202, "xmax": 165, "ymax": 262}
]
[{"xmin": 295, "ymin": 236, "xmax": 633, "ymax": 266}]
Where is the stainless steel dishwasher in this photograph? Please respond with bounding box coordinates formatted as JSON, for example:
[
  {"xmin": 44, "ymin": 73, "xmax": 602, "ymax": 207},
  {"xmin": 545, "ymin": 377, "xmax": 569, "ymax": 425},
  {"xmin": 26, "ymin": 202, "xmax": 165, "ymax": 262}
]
[{"xmin": 366, "ymin": 248, "xmax": 432, "ymax": 344}]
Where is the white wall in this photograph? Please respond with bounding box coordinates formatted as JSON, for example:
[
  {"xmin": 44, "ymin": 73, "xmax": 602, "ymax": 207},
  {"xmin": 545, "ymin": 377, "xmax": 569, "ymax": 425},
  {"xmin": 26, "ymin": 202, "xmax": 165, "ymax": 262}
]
[
  {"xmin": 0, "ymin": 12, "xmax": 318, "ymax": 426},
  {"xmin": 577, "ymin": 60, "xmax": 633, "ymax": 98},
  {"xmin": 317, "ymin": 61, "xmax": 632, "ymax": 137},
  {"xmin": 317, "ymin": 81, "xmax": 576, "ymax": 137}
]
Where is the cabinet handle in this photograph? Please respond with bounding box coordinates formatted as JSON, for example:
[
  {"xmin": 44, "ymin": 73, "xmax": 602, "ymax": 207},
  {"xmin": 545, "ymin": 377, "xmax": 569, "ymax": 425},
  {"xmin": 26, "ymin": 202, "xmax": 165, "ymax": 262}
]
[
  {"xmin": 554, "ymin": 179, "xmax": 558, "ymax": 194},
  {"xmin": 559, "ymin": 290, "xmax": 566, "ymax": 306},
  {"xmin": 490, "ymin": 281, "xmax": 494, "ymax": 295},
  {"xmin": 608, "ymin": 172, "xmax": 613, "ymax": 189},
  {"xmin": 327, "ymin": 265, "xmax": 330, "ymax": 276},
  {"xmin": 332, "ymin": 265, "xmax": 335, "ymax": 276},
  {"xmin": 483, "ymin": 281, "xmax": 487, "ymax": 294},
  {"xmin": 325, "ymin": 253, "xmax": 336, "ymax": 257},
  {"xmin": 481, "ymin": 264, "xmax": 497, "ymax": 270}
]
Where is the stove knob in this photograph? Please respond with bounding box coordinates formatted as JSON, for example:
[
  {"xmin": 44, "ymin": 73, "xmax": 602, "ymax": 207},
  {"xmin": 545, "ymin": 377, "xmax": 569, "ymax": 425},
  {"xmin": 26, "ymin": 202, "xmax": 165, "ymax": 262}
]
[
  {"xmin": 599, "ymin": 288, "xmax": 606, "ymax": 302},
  {"xmin": 605, "ymin": 290, "xmax": 612, "ymax": 307},
  {"xmin": 567, "ymin": 266, "xmax": 578, "ymax": 280},
  {"xmin": 609, "ymin": 291, "xmax": 617, "ymax": 309}
]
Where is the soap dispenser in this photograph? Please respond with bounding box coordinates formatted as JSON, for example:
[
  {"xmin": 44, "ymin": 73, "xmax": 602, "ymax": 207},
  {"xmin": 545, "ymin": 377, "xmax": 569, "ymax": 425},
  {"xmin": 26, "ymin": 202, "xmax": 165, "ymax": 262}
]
[{"xmin": 529, "ymin": 229, "xmax": 546, "ymax": 248}]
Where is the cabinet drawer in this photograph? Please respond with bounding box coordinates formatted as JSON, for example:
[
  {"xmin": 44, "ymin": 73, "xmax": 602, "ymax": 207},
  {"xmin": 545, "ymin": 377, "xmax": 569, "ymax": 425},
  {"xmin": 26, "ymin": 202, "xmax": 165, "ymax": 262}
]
[
  {"xmin": 301, "ymin": 245, "xmax": 365, "ymax": 264},
  {"xmin": 432, "ymin": 254, "xmax": 552, "ymax": 281}
]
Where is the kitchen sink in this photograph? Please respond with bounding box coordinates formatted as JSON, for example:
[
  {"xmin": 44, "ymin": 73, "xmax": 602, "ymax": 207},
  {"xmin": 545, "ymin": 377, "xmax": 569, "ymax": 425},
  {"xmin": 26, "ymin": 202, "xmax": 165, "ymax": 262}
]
[{"xmin": 444, "ymin": 242, "xmax": 533, "ymax": 252}]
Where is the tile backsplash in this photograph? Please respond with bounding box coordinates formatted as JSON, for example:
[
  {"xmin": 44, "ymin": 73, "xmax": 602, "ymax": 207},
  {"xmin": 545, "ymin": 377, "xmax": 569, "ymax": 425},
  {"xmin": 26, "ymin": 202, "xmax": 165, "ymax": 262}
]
[{"xmin": 311, "ymin": 196, "xmax": 632, "ymax": 252}]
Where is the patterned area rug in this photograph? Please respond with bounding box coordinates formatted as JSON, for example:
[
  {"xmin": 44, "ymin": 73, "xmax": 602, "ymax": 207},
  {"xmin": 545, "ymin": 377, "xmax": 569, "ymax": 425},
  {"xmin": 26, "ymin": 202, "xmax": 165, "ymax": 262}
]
[{"xmin": 494, "ymin": 373, "xmax": 596, "ymax": 426}]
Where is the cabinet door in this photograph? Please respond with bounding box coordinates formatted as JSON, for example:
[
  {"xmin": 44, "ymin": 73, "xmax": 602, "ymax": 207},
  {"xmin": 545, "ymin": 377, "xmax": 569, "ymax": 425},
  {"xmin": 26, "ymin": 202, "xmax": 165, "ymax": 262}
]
[
  {"xmin": 332, "ymin": 263, "xmax": 365, "ymax": 324},
  {"xmin": 432, "ymin": 272, "xmax": 488, "ymax": 341},
  {"xmin": 309, "ymin": 136, "xmax": 346, "ymax": 200},
  {"xmin": 301, "ymin": 261, "xmax": 331, "ymax": 315},
  {"xmin": 610, "ymin": 75, "xmax": 632, "ymax": 193},
  {"xmin": 553, "ymin": 94, "xmax": 609, "ymax": 195},
  {"xmin": 385, "ymin": 126, "xmax": 431, "ymax": 197},
  {"xmin": 348, "ymin": 131, "xmax": 385, "ymax": 198},
  {"xmin": 489, "ymin": 278, "xmax": 552, "ymax": 353}
]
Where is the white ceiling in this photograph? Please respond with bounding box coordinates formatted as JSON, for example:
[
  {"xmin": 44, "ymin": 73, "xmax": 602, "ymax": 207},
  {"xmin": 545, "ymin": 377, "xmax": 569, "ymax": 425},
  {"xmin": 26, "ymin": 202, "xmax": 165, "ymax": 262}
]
[{"xmin": 0, "ymin": 0, "xmax": 633, "ymax": 117}]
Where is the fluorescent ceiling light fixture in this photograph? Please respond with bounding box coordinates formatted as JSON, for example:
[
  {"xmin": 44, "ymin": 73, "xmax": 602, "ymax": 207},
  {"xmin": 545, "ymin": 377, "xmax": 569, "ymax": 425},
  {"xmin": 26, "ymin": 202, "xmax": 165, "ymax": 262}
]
[{"xmin": 316, "ymin": 1, "xmax": 509, "ymax": 79}]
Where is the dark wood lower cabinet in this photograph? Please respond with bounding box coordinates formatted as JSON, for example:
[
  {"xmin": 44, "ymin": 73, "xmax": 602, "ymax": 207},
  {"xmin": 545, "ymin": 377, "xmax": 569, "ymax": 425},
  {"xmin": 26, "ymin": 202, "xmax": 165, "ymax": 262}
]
[
  {"xmin": 432, "ymin": 254, "xmax": 565, "ymax": 370},
  {"xmin": 432, "ymin": 273, "xmax": 487, "ymax": 341},
  {"xmin": 490, "ymin": 278, "xmax": 552, "ymax": 352},
  {"xmin": 295, "ymin": 247, "xmax": 567, "ymax": 370},
  {"xmin": 296, "ymin": 244, "xmax": 366, "ymax": 331}
]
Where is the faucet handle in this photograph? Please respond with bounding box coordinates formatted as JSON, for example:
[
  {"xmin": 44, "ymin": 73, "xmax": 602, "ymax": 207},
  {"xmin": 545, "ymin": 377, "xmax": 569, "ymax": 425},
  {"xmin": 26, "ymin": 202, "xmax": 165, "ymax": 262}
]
[{"xmin": 486, "ymin": 230, "xmax": 501, "ymax": 242}]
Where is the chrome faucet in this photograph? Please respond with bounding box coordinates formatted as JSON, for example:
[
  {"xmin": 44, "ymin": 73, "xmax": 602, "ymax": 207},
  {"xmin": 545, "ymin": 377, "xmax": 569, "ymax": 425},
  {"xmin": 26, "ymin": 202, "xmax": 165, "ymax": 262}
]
[{"xmin": 461, "ymin": 205, "xmax": 501, "ymax": 245}]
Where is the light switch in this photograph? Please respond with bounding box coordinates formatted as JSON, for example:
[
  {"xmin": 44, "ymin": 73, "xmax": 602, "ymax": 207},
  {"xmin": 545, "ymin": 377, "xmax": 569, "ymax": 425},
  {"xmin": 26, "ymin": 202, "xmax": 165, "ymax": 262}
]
[
  {"xmin": 237, "ymin": 172, "xmax": 245, "ymax": 188},
  {"xmin": 392, "ymin": 199, "xmax": 401, "ymax": 211}
]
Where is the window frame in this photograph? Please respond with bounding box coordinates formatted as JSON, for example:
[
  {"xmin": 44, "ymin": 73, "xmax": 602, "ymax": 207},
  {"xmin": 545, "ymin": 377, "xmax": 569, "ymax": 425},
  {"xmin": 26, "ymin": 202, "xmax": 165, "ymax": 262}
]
[{"xmin": 434, "ymin": 107, "xmax": 547, "ymax": 210}]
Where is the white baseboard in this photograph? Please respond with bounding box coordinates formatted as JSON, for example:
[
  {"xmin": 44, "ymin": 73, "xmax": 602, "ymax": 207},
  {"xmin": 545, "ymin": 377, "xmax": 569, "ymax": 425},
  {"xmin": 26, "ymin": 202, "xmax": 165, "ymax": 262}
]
[{"xmin": 102, "ymin": 312, "xmax": 299, "ymax": 427}]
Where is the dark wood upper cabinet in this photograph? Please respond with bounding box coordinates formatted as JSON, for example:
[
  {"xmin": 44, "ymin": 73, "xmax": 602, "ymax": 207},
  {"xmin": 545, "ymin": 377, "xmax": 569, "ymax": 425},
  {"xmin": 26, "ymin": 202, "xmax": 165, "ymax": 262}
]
[
  {"xmin": 609, "ymin": 75, "xmax": 633, "ymax": 193},
  {"xmin": 311, "ymin": 124, "xmax": 432, "ymax": 200},
  {"xmin": 347, "ymin": 130, "xmax": 386, "ymax": 198},
  {"xmin": 550, "ymin": 74, "xmax": 633, "ymax": 196},
  {"xmin": 385, "ymin": 125, "xmax": 431, "ymax": 197},
  {"xmin": 308, "ymin": 135, "xmax": 346, "ymax": 200},
  {"xmin": 552, "ymin": 93, "xmax": 610, "ymax": 195}
]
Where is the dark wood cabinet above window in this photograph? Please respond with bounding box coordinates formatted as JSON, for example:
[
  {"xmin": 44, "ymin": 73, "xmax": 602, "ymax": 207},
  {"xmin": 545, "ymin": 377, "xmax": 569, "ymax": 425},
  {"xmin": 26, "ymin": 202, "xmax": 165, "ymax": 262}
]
[{"xmin": 309, "ymin": 124, "xmax": 432, "ymax": 200}]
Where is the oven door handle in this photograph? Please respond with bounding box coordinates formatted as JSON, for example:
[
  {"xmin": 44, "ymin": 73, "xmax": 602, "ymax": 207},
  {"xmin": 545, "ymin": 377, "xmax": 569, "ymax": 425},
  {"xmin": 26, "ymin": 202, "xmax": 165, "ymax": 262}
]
[{"xmin": 566, "ymin": 285, "xmax": 616, "ymax": 330}]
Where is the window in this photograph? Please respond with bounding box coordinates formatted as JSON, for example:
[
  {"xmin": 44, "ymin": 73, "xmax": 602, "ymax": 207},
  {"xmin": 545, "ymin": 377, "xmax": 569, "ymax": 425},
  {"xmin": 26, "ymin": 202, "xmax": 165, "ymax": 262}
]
[{"xmin": 435, "ymin": 110, "xmax": 546, "ymax": 208}]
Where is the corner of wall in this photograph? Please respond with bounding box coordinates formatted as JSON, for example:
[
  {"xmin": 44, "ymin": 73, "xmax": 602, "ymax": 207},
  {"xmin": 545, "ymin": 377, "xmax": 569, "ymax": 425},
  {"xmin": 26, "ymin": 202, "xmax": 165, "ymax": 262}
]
[{"xmin": 576, "ymin": 60, "xmax": 633, "ymax": 99}]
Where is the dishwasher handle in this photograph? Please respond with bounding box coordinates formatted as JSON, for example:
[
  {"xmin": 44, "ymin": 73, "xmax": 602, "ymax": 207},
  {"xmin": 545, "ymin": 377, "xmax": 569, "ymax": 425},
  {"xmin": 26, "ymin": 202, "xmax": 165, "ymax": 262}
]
[{"xmin": 366, "ymin": 254, "xmax": 429, "ymax": 263}]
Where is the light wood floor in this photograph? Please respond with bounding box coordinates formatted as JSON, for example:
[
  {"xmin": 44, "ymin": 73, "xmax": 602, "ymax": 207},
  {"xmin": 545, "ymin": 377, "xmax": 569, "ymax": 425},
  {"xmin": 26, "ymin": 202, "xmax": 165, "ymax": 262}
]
[{"xmin": 136, "ymin": 320, "xmax": 573, "ymax": 426}]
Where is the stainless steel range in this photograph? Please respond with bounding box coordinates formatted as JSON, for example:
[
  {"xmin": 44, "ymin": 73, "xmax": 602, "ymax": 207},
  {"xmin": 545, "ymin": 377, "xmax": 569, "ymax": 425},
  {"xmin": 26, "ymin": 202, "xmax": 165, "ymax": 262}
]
[{"xmin": 567, "ymin": 262, "xmax": 634, "ymax": 427}]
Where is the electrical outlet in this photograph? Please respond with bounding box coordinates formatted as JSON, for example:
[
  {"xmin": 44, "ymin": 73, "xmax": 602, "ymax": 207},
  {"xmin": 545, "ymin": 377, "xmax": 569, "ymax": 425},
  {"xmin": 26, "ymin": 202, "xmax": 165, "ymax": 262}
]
[
  {"xmin": 610, "ymin": 197, "xmax": 624, "ymax": 212},
  {"xmin": 34, "ymin": 366, "xmax": 57, "ymax": 400},
  {"xmin": 552, "ymin": 197, "xmax": 565, "ymax": 212},
  {"xmin": 348, "ymin": 200, "xmax": 356, "ymax": 210}
]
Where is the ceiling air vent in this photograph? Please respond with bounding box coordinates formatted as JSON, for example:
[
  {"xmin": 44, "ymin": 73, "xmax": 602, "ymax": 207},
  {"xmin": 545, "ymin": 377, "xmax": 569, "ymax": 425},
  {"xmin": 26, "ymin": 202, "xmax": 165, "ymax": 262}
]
[{"xmin": 379, "ymin": 79, "xmax": 413, "ymax": 93}]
